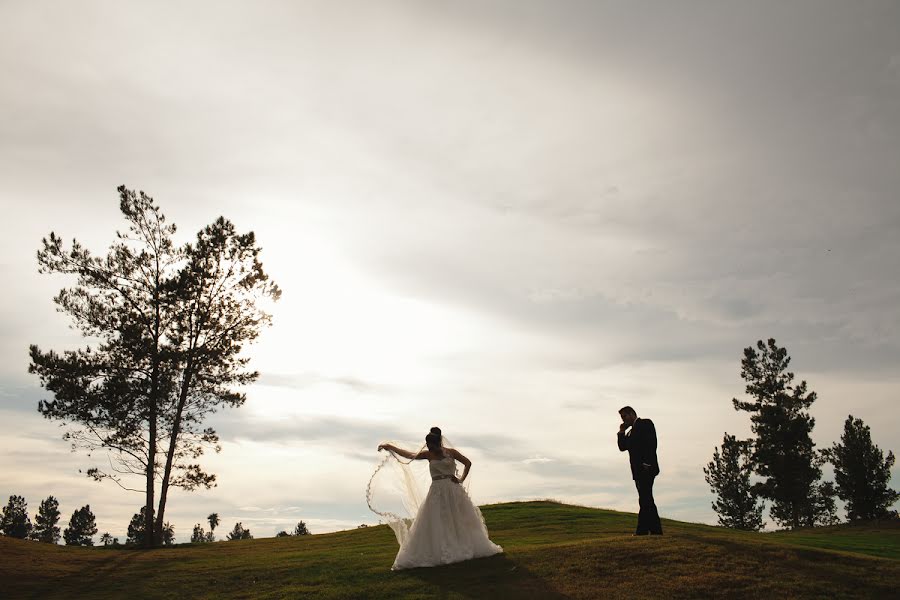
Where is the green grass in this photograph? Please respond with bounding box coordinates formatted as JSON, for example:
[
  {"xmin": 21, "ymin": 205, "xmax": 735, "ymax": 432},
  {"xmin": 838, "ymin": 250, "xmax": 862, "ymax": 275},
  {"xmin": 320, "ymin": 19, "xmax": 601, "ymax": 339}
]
[
  {"xmin": 2, "ymin": 501, "xmax": 898, "ymax": 599},
  {"xmin": 767, "ymin": 520, "xmax": 900, "ymax": 560}
]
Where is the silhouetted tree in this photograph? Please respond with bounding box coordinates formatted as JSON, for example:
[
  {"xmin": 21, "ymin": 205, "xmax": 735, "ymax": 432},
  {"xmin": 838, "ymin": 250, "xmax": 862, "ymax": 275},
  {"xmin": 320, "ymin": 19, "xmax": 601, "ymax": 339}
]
[
  {"xmin": 292, "ymin": 521, "xmax": 310, "ymax": 536},
  {"xmin": 63, "ymin": 505, "xmax": 97, "ymax": 546},
  {"xmin": 704, "ymin": 434, "xmax": 765, "ymax": 531},
  {"xmin": 127, "ymin": 506, "xmax": 174, "ymax": 545},
  {"xmin": 127, "ymin": 507, "xmax": 148, "ymax": 546},
  {"xmin": 204, "ymin": 512, "xmax": 220, "ymax": 542},
  {"xmin": 226, "ymin": 522, "xmax": 252, "ymax": 541},
  {"xmin": 0, "ymin": 495, "xmax": 32, "ymax": 539},
  {"xmin": 732, "ymin": 339, "xmax": 837, "ymax": 528},
  {"xmin": 161, "ymin": 521, "xmax": 175, "ymax": 545},
  {"xmin": 191, "ymin": 523, "xmax": 206, "ymax": 543},
  {"xmin": 30, "ymin": 495, "xmax": 61, "ymax": 543},
  {"xmin": 275, "ymin": 530, "xmax": 290, "ymax": 537},
  {"xmin": 29, "ymin": 186, "xmax": 281, "ymax": 547},
  {"xmin": 207, "ymin": 512, "xmax": 220, "ymax": 542},
  {"xmin": 100, "ymin": 532, "xmax": 113, "ymax": 546},
  {"xmin": 824, "ymin": 415, "xmax": 900, "ymax": 521}
]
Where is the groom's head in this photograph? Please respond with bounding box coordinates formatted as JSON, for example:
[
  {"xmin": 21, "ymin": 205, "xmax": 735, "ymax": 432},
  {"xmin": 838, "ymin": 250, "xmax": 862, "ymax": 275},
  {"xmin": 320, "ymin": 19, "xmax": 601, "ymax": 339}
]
[{"xmin": 618, "ymin": 406, "xmax": 637, "ymax": 427}]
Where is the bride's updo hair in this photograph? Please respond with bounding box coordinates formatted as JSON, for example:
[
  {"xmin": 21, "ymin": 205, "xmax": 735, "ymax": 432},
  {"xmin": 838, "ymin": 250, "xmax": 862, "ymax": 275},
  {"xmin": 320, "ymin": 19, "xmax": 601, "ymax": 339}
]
[
  {"xmin": 425, "ymin": 432, "xmax": 442, "ymax": 453},
  {"xmin": 429, "ymin": 426, "xmax": 442, "ymax": 438}
]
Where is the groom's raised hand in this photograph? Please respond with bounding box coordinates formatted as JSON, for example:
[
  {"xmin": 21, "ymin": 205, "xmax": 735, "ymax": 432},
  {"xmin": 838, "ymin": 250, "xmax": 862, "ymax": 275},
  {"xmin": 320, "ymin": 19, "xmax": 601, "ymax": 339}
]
[{"xmin": 619, "ymin": 422, "xmax": 628, "ymax": 434}]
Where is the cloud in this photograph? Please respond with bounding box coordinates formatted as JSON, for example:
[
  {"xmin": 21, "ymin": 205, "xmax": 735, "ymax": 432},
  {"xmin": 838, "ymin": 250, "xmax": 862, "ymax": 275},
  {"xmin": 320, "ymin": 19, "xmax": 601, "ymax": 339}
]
[
  {"xmin": 0, "ymin": 382, "xmax": 46, "ymax": 413},
  {"xmin": 258, "ymin": 372, "xmax": 386, "ymax": 394},
  {"xmin": 211, "ymin": 412, "xmax": 421, "ymax": 451},
  {"xmin": 522, "ymin": 456, "xmax": 554, "ymax": 465}
]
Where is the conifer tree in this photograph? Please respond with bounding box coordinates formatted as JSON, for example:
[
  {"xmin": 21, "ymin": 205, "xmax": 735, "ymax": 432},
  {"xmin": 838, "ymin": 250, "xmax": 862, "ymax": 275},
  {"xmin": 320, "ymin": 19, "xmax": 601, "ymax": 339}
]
[
  {"xmin": 0, "ymin": 495, "xmax": 32, "ymax": 539},
  {"xmin": 732, "ymin": 339, "xmax": 836, "ymax": 528},
  {"xmin": 30, "ymin": 186, "xmax": 280, "ymax": 546},
  {"xmin": 63, "ymin": 505, "xmax": 97, "ymax": 546},
  {"xmin": 704, "ymin": 434, "xmax": 765, "ymax": 530},
  {"xmin": 30, "ymin": 495, "xmax": 61, "ymax": 543},
  {"xmin": 825, "ymin": 415, "xmax": 899, "ymax": 521},
  {"xmin": 191, "ymin": 523, "xmax": 206, "ymax": 543},
  {"xmin": 226, "ymin": 522, "xmax": 252, "ymax": 540},
  {"xmin": 127, "ymin": 506, "xmax": 149, "ymax": 546}
]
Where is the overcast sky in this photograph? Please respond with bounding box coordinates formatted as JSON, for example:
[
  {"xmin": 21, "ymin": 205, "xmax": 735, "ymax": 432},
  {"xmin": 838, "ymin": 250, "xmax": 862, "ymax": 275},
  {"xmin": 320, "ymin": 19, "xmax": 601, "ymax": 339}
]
[{"xmin": 1, "ymin": 1, "xmax": 899, "ymax": 541}]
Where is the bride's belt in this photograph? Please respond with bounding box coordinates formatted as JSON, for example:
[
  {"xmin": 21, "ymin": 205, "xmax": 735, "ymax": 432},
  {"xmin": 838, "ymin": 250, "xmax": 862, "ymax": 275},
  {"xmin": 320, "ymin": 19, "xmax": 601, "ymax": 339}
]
[{"xmin": 432, "ymin": 474, "xmax": 455, "ymax": 481}]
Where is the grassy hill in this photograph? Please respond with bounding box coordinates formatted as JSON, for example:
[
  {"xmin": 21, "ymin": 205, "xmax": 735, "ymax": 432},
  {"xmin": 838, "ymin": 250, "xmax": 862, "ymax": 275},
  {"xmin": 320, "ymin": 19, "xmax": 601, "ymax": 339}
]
[{"xmin": 2, "ymin": 501, "xmax": 898, "ymax": 599}]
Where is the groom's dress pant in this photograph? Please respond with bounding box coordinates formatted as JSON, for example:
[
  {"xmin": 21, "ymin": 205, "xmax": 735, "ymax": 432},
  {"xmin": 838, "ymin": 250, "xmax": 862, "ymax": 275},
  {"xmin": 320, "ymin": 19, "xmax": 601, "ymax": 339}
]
[{"xmin": 635, "ymin": 474, "xmax": 663, "ymax": 535}]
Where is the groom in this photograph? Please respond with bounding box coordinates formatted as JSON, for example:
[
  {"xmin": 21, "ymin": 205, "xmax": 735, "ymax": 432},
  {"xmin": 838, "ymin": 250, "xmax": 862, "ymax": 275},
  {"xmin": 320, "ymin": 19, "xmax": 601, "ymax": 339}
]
[{"xmin": 617, "ymin": 406, "xmax": 662, "ymax": 535}]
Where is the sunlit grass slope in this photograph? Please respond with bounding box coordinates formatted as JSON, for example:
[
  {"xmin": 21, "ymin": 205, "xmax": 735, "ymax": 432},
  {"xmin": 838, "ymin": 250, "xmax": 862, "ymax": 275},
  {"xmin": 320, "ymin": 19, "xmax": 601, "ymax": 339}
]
[{"xmin": 2, "ymin": 501, "xmax": 898, "ymax": 599}]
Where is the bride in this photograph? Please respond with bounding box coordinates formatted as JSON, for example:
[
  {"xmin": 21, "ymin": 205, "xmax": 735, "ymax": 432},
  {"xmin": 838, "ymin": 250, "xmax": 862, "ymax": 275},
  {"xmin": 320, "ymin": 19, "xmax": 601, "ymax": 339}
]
[{"xmin": 374, "ymin": 428, "xmax": 503, "ymax": 570}]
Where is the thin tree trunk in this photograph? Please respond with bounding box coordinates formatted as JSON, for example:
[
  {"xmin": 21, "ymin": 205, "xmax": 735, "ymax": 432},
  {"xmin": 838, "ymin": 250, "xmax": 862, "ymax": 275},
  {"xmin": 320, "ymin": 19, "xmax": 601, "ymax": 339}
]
[
  {"xmin": 146, "ymin": 364, "xmax": 157, "ymax": 548},
  {"xmin": 155, "ymin": 355, "xmax": 194, "ymax": 542},
  {"xmin": 145, "ymin": 282, "xmax": 161, "ymax": 548}
]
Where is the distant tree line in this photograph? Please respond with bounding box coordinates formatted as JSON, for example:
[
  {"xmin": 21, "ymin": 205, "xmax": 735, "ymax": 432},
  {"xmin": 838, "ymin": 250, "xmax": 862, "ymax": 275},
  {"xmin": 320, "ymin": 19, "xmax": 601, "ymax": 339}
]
[
  {"xmin": 705, "ymin": 338, "xmax": 899, "ymax": 531},
  {"xmin": 190, "ymin": 512, "xmax": 222, "ymax": 543},
  {"xmin": 275, "ymin": 521, "xmax": 311, "ymax": 538},
  {"xmin": 1, "ymin": 497, "xmax": 308, "ymax": 546},
  {"xmin": 1, "ymin": 495, "xmax": 317, "ymax": 547},
  {"xmin": 0, "ymin": 495, "xmax": 96, "ymax": 545}
]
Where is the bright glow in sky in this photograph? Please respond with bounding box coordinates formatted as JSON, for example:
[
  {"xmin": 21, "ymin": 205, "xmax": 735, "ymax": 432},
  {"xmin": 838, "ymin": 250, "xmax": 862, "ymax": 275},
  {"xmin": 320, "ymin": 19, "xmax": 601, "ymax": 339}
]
[{"xmin": 1, "ymin": 1, "xmax": 899, "ymax": 541}]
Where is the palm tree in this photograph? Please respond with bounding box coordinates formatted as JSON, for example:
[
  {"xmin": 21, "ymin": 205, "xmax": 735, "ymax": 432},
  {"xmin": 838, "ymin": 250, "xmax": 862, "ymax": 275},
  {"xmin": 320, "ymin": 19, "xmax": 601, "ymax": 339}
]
[
  {"xmin": 100, "ymin": 532, "xmax": 113, "ymax": 546},
  {"xmin": 207, "ymin": 513, "xmax": 219, "ymax": 535}
]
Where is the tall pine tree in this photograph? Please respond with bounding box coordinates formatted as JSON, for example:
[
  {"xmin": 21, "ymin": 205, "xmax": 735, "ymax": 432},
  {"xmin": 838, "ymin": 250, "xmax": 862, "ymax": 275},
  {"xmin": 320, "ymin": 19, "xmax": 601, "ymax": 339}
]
[
  {"xmin": 0, "ymin": 495, "xmax": 32, "ymax": 539},
  {"xmin": 30, "ymin": 186, "xmax": 280, "ymax": 546},
  {"xmin": 63, "ymin": 505, "xmax": 97, "ymax": 546},
  {"xmin": 30, "ymin": 495, "xmax": 61, "ymax": 543},
  {"xmin": 732, "ymin": 338, "xmax": 836, "ymax": 528},
  {"xmin": 825, "ymin": 415, "xmax": 899, "ymax": 521}
]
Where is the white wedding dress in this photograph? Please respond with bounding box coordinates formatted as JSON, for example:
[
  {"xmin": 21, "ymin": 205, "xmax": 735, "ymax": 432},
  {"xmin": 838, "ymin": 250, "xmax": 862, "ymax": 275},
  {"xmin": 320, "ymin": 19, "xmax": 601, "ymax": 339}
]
[{"xmin": 391, "ymin": 454, "xmax": 503, "ymax": 570}]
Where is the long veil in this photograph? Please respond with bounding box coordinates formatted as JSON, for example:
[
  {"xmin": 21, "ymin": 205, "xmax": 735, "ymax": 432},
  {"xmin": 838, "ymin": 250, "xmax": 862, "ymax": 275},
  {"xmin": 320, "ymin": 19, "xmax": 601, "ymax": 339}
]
[{"xmin": 366, "ymin": 434, "xmax": 462, "ymax": 547}]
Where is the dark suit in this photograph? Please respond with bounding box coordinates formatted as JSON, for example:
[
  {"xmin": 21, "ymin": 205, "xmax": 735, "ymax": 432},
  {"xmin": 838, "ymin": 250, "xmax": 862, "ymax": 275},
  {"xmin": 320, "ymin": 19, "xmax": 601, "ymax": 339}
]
[{"xmin": 617, "ymin": 418, "xmax": 662, "ymax": 535}]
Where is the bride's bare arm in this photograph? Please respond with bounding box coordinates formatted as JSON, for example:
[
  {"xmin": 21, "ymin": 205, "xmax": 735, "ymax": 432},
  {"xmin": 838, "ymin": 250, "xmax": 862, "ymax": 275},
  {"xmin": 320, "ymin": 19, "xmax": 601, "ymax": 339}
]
[
  {"xmin": 450, "ymin": 449, "xmax": 472, "ymax": 482},
  {"xmin": 378, "ymin": 443, "xmax": 428, "ymax": 460}
]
